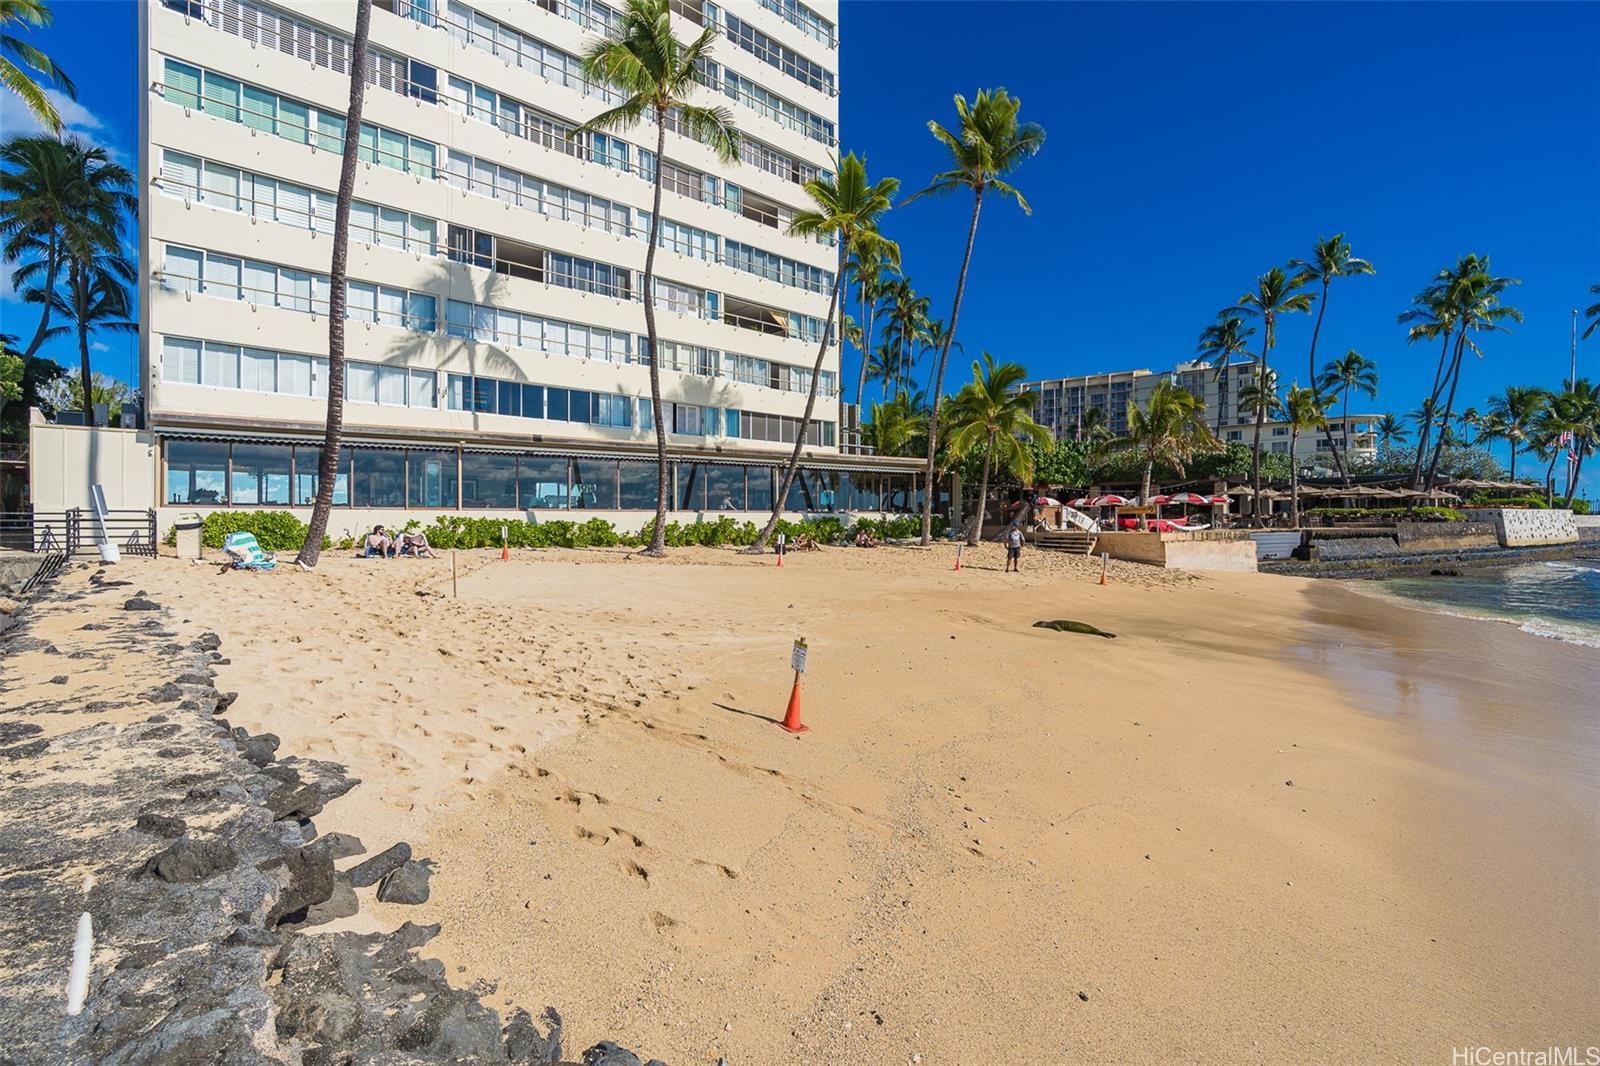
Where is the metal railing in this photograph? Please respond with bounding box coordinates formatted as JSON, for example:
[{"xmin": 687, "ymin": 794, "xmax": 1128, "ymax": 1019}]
[{"xmin": 0, "ymin": 508, "xmax": 157, "ymax": 557}]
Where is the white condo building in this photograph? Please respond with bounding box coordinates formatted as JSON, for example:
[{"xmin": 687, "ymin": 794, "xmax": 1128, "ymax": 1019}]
[{"xmin": 122, "ymin": 0, "xmax": 924, "ymax": 527}]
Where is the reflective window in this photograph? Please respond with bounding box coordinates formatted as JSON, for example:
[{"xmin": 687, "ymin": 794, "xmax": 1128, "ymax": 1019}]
[
  {"xmin": 519, "ymin": 456, "xmax": 570, "ymax": 509},
  {"xmin": 407, "ymin": 449, "xmax": 458, "ymax": 509},
  {"xmin": 165, "ymin": 440, "xmax": 229, "ymax": 505},
  {"xmin": 704, "ymin": 464, "xmax": 745, "ymax": 511},
  {"xmin": 462, "ymin": 452, "xmax": 518, "ymax": 508},
  {"xmin": 676, "ymin": 462, "xmax": 705, "ymax": 510},
  {"xmin": 351, "ymin": 448, "xmax": 405, "ymax": 507},
  {"xmin": 618, "ymin": 460, "xmax": 658, "ymax": 510},
  {"xmin": 571, "ymin": 459, "xmax": 618, "ymax": 509},
  {"xmin": 293, "ymin": 446, "xmax": 348, "ymax": 506},
  {"xmin": 230, "ymin": 443, "xmax": 292, "ymax": 505}
]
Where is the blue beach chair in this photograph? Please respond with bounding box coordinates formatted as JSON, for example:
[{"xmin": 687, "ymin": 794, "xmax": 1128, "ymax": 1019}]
[{"xmin": 222, "ymin": 531, "xmax": 277, "ymax": 572}]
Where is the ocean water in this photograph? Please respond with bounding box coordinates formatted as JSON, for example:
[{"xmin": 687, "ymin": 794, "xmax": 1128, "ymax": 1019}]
[{"xmin": 1370, "ymin": 554, "xmax": 1600, "ymax": 648}]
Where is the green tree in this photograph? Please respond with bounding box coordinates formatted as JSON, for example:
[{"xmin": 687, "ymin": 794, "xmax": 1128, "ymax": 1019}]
[
  {"xmin": 576, "ymin": 0, "xmax": 739, "ymax": 556},
  {"xmin": 1230, "ymin": 267, "xmax": 1315, "ymax": 520},
  {"xmin": 39, "ymin": 369, "xmax": 131, "ymax": 423},
  {"xmin": 944, "ymin": 353, "xmax": 1049, "ymax": 545},
  {"xmin": 1398, "ymin": 280, "xmax": 1461, "ymax": 487},
  {"xmin": 850, "ymin": 244, "xmax": 894, "ymax": 408},
  {"xmin": 1100, "ymin": 381, "xmax": 1220, "ymax": 521},
  {"xmin": 905, "ymin": 88, "xmax": 1045, "ymax": 544},
  {"xmin": 1420, "ymin": 255, "xmax": 1522, "ymax": 488},
  {"xmin": 1549, "ymin": 378, "xmax": 1600, "ymax": 506},
  {"xmin": 1196, "ymin": 313, "xmax": 1254, "ymax": 433},
  {"xmin": 1, "ymin": 0, "xmax": 74, "ymax": 134},
  {"xmin": 1582, "ymin": 283, "xmax": 1598, "ymax": 341},
  {"xmin": 751, "ymin": 152, "xmax": 899, "ymax": 551},
  {"xmin": 297, "ymin": 0, "xmax": 373, "ymax": 569},
  {"xmin": 880, "ymin": 276, "xmax": 929, "ymax": 399},
  {"xmin": 0, "ymin": 334, "xmax": 21, "ymax": 426},
  {"xmin": 29, "ymin": 247, "xmax": 136, "ymax": 421},
  {"xmin": 2, "ymin": 136, "xmax": 133, "ymax": 365},
  {"xmin": 1374, "ymin": 412, "xmax": 1409, "ymax": 450},
  {"xmin": 1316, "ymin": 349, "xmax": 1378, "ymax": 483},
  {"xmin": 1289, "ymin": 234, "xmax": 1374, "ymax": 389},
  {"xmin": 1282, "ymin": 383, "xmax": 1328, "ymax": 524},
  {"xmin": 864, "ymin": 393, "xmax": 928, "ymax": 457},
  {"xmin": 1479, "ymin": 385, "xmax": 1549, "ymax": 482}
]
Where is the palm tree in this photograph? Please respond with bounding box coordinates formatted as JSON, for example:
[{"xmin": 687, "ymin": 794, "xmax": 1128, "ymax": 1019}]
[
  {"xmin": 1374, "ymin": 412, "xmax": 1409, "ymax": 450},
  {"xmin": 1582, "ymin": 284, "xmax": 1598, "ymax": 341},
  {"xmin": 1076, "ymin": 404, "xmax": 1112, "ymax": 445},
  {"xmin": 850, "ymin": 245, "xmax": 893, "ymax": 409},
  {"xmin": 1196, "ymin": 314, "xmax": 1255, "ymax": 433},
  {"xmin": 750, "ymin": 153, "xmax": 899, "ymax": 552},
  {"xmin": 1230, "ymin": 267, "xmax": 1315, "ymax": 520},
  {"xmin": 1421, "ymin": 255, "xmax": 1522, "ymax": 488},
  {"xmin": 1, "ymin": 0, "xmax": 74, "ymax": 134},
  {"xmin": 904, "ymin": 88, "xmax": 1045, "ymax": 544},
  {"xmin": 880, "ymin": 277, "xmax": 929, "ymax": 399},
  {"xmin": 920, "ymin": 317, "xmax": 959, "ymax": 398},
  {"xmin": 1, "ymin": 136, "xmax": 133, "ymax": 362},
  {"xmin": 1316, "ymin": 349, "xmax": 1378, "ymax": 483},
  {"xmin": 45, "ymin": 249, "xmax": 135, "ymax": 420},
  {"xmin": 1101, "ymin": 381, "xmax": 1220, "ymax": 524},
  {"xmin": 1282, "ymin": 384, "xmax": 1328, "ymax": 525},
  {"xmin": 297, "ymin": 0, "xmax": 374, "ymax": 570},
  {"xmin": 576, "ymin": 0, "xmax": 739, "ymax": 557},
  {"xmin": 1398, "ymin": 282, "xmax": 1460, "ymax": 487},
  {"xmin": 1550, "ymin": 379, "xmax": 1599, "ymax": 506},
  {"xmin": 864, "ymin": 393, "xmax": 928, "ymax": 457},
  {"xmin": 1290, "ymin": 234, "xmax": 1374, "ymax": 389},
  {"xmin": 944, "ymin": 354, "xmax": 1049, "ymax": 545},
  {"xmin": 865, "ymin": 342, "xmax": 898, "ymax": 399},
  {"xmin": 1480, "ymin": 385, "xmax": 1549, "ymax": 482}
]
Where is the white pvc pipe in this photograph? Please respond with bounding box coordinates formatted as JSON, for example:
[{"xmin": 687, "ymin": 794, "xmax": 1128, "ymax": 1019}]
[{"xmin": 66, "ymin": 912, "xmax": 92, "ymax": 1015}]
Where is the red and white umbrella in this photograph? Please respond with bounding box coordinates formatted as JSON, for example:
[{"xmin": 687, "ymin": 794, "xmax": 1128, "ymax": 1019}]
[
  {"xmin": 1067, "ymin": 497, "xmax": 1094, "ymax": 507},
  {"xmin": 1145, "ymin": 494, "xmax": 1172, "ymax": 506},
  {"xmin": 1036, "ymin": 496, "xmax": 1062, "ymax": 506},
  {"xmin": 1165, "ymin": 492, "xmax": 1211, "ymax": 506},
  {"xmin": 1207, "ymin": 494, "xmax": 1231, "ymax": 505},
  {"xmin": 1089, "ymin": 494, "xmax": 1132, "ymax": 507}
]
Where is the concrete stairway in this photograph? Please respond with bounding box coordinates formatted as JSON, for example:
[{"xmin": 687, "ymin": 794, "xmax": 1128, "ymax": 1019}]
[{"xmin": 1034, "ymin": 529, "xmax": 1098, "ymax": 554}]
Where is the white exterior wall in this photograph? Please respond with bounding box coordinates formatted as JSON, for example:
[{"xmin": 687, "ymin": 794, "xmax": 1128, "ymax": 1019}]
[
  {"xmin": 139, "ymin": 0, "xmax": 853, "ymax": 482},
  {"xmin": 29, "ymin": 423, "xmax": 158, "ymax": 513}
]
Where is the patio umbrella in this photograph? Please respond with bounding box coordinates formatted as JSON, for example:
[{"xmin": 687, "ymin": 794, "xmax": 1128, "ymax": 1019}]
[
  {"xmin": 1145, "ymin": 494, "xmax": 1172, "ymax": 506},
  {"xmin": 1035, "ymin": 496, "xmax": 1062, "ymax": 506},
  {"xmin": 1225, "ymin": 485, "xmax": 1255, "ymax": 496},
  {"xmin": 1090, "ymin": 494, "xmax": 1132, "ymax": 506},
  {"xmin": 1207, "ymin": 494, "xmax": 1231, "ymax": 505},
  {"xmin": 1165, "ymin": 492, "xmax": 1211, "ymax": 505},
  {"xmin": 1067, "ymin": 497, "xmax": 1094, "ymax": 507}
]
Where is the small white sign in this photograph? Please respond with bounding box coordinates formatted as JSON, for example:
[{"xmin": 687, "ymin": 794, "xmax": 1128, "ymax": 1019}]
[
  {"xmin": 791, "ymin": 638, "xmax": 808, "ymax": 673},
  {"xmin": 501, "ymin": 525, "xmax": 509, "ymax": 542}
]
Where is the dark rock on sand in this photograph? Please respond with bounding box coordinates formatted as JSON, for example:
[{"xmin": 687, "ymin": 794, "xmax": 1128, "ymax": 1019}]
[
  {"xmin": 135, "ymin": 812, "xmax": 188, "ymax": 838},
  {"xmin": 142, "ymin": 836, "xmax": 239, "ymax": 883},
  {"xmin": 0, "ymin": 722, "xmax": 42, "ymax": 746},
  {"xmin": 262, "ymin": 844, "xmax": 337, "ymax": 925},
  {"xmin": 1, "ymin": 739, "xmax": 49, "ymax": 760},
  {"xmin": 123, "ymin": 596, "xmax": 161, "ymax": 611},
  {"xmin": 584, "ymin": 1041, "xmax": 644, "ymax": 1066},
  {"xmin": 297, "ymin": 874, "xmax": 359, "ymax": 927},
  {"xmin": 504, "ymin": 1007, "xmax": 564, "ymax": 1064},
  {"xmin": 1032, "ymin": 619, "xmax": 1117, "ymax": 639},
  {"xmin": 347, "ymin": 842, "xmax": 411, "ymax": 888},
  {"xmin": 48, "ymin": 675, "xmax": 67, "ymax": 684},
  {"xmin": 235, "ymin": 730, "xmax": 280, "ymax": 767},
  {"xmin": 376, "ymin": 860, "xmax": 432, "ymax": 904},
  {"xmin": 144, "ymin": 682, "xmax": 185, "ymax": 703},
  {"xmin": 310, "ymin": 831, "xmax": 366, "ymax": 860},
  {"xmin": 213, "ymin": 690, "xmax": 240, "ymax": 714}
]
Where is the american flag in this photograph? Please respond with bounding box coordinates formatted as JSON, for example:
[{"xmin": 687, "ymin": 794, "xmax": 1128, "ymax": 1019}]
[{"xmin": 1559, "ymin": 429, "xmax": 1577, "ymax": 466}]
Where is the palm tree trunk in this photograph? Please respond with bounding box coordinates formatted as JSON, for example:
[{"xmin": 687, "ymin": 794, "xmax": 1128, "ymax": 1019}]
[
  {"xmin": 1508, "ymin": 443, "xmax": 1517, "ymax": 483},
  {"xmin": 966, "ymin": 434, "xmax": 994, "ymax": 547},
  {"xmin": 1338, "ymin": 388, "xmax": 1353, "ymax": 483},
  {"xmin": 1545, "ymin": 448, "xmax": 1559, "ymax": 506},
  {"xmin": 1140, "ymin": 457, "xmax": 1153, "ymax": 530},
  {"xmin": 297, "ymin": 0, "xmax": 372, "ymax": 570},
  {"xmin": 1250, "ymin": 343, "xmax": 1269, "ymax": 525},
  {"xmin": 853, "ymin": 282, "xmax": 872, "ymax": 413},
  {"xmin": 1411, "ymin": 329, "xmax": 1453, "ymax": 487},
  {"xmin": 1213, "ymin": 367, "xmax": 1225, "ymax": 435},
  {"xmin": 751, "ymin": 240, "xmax": 848, "ymax": 552},
  {"xmin": 22, "ymin": 235, "xmax": 60, "ymax": 359},
  {"xmin": 1307, "ymin": 278, "xmax": 1329, "ymax": 388},
  {"xmin": 1564, "ymin": 444, "xmax": 1585, "ymax": 507},
  {"xmin": 639, "ymin": 115, "xmax": 671, "ymax": 556},
  {"xmin": 1289, "ymin": 427, "xmax": 1300, "ymax": 525},
  {"xmin": 72, "ymin": 260, "xmax": 93, "ymax": 424},
  {"xmin": 1424, "ymin": 333, "xmax": 1468, "ymax": 489},
  {"xmin": 920, "ymin": 186, "xmax": 984, "ymax": 544}
]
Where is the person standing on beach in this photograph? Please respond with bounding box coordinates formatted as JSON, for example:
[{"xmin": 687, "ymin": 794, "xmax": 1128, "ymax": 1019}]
[{"xmin": 1005, "ymin": 525, "xmax": 1025, "ymax": 573}]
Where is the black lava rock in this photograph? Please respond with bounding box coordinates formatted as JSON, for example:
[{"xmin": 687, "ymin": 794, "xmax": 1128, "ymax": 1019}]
[
  {"xmin": 143, "ymin": 683, "xmax": 184, "ymax": 703},
  {"xmin": 347, "ymin": 842, "xmax": 411, "ymax": 888},
  {"xmin": 310, "ymin": 832, "xmax": 366, "ymax": 860},
  {"xmin": 236, "ymin": 731, "xmax": 280, "ymax": 768},
  {"xmin": 584, "ymin": 1041, "xmax": 644, "ymax": 1066},
  {"xmin": 135, "ymin": 813, "xmax": 188, "ymax": 838},
  {"xmin": 141, "ymin": 837, "xmax": 239, "ymax": 884},
  {"xmin": 504, "ymin": 1006, "xmax": 563, "ymax": 1064},
  {"xmin": 123, "ymin": 597, "xmax": 161, "ymax": 611},
  {"xmin": 376, "ymin": 860, "xmax": 431, "ymax": 905},
  {"xmin": 263, "ymin": 843, "xmax": 337, "ymax": 925}
]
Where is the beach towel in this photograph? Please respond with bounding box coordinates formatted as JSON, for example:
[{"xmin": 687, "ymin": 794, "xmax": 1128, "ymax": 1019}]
[{"xmin": 222, "ymin": 531, "xmax": 277, "ymax": 572}]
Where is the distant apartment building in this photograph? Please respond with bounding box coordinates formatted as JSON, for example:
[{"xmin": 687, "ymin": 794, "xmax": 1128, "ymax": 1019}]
[
  {"xmin": 1017, "ymin": 360, "xmax": 1377, "ymax": 468},
  {"xmin": 95, "ymin": 0, "xmax": 925, "ymax": 528}
]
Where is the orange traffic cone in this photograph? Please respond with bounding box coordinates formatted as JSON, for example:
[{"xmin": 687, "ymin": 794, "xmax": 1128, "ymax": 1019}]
[
  {"xmin": 780, "ymin": 675, "xmax": 808, "ymax": 733},
  {"xmin": 1098, "ymin": 552, "xmax": 1108, "ymax": 585},
  {"xmin": 954, "ymin": 545, "xmax": 963, "ymax": 571},
  {"xmin": 502, "ymin": 543, "xmax": 510, "ymax": 561}
]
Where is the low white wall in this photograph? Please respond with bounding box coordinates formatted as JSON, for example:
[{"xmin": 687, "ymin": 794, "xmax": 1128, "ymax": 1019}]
[
  {"xmin": 1097, "ymin": 530, "xmax": 1259, "ymax": 572},
  {"xmin": 1460, "ymin": 508, "xmax": 1579, "ymax": 547},
  {"xmin": 29, "ymin": 423, "xmax": 158, "ymax": 512}
]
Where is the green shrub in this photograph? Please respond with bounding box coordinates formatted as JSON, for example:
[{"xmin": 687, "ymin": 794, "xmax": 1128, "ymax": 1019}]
[
  {"xmin": 163, "ymin": 511, "xmax": 326, "ymax": 551},
  {"xmin": 1306, "ymin": 506, "xmax": 1465, "ymax": 522}
]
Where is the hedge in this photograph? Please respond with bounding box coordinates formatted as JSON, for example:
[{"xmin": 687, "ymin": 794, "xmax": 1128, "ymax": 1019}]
[
  {"xmin": 1306, "ymin": 506, "xmax": 1465, "ymax": 522},
  {"xmin": 165, "ymin": 511, "xmax": 948, "ymax": 553}
]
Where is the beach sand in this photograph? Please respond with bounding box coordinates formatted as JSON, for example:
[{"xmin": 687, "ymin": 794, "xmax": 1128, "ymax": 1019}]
[{"xmin": 123, "ymin": 542, "xmax": 1597, "ymax": 1064}]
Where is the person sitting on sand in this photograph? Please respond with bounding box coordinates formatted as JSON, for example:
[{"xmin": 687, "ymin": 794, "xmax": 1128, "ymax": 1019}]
[
  {"xmin": 791, "ymin": 533, "xmax": 819, "ymax": 552},
  {"xmin": 395, "ymin": 531, "xmax": 435, "ymax": 558},
  {"xmin": 853, "ymin": 528, "xmax": 880, "ymax": 548},
  {"xmin": 363, "ymin": 525, "xmax": 395, "ymax": 558}
]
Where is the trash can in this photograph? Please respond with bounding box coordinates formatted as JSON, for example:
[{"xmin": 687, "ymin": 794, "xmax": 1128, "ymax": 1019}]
[{"xmin": 175, "ymin": 514, "xmax": 203, "ymax": 560}]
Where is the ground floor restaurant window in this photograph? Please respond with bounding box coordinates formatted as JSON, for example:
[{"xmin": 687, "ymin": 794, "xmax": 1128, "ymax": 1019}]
[{"xmin": 162, "ymin": 440, "xmax": 923, "ymax": 513}]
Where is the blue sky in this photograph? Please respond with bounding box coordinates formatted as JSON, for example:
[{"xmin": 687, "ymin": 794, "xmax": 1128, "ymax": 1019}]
[{"xmin": 4, "ymin": 1, "xmax": 1597, "ymax": 490}]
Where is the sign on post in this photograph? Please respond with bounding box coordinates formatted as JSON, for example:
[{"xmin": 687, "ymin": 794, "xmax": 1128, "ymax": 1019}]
[{"xmin": 790, "ymin": 638, "xmax": 808, "ymax": 674}]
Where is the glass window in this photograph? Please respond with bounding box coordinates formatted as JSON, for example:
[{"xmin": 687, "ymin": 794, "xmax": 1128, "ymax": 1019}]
[
  {"xmin": 546, "ymin": 387, "xmax": 569, "ymax": 421},
  {"xmin": 461, "ymin": 452, "xmax": 518, "ymax": 508},
  {"xmin": 164, "ymin": 58, "xmax": 202, "ymax": 109},
  {"xmin": 521, "ymin": 384, "xmax": 544, "ymax": 419},
  {"xmin": 676, "ymin": 462, "xmax": 704, "ymax": 510},
  {"xmin": 229, "ymin": 443, "xmax": 291, "ymax": 505},
  {"xmin": 377, "ymin": 364, "xmax": 408, "ymax": 405},
  {"xmin": 496, "ymin": 380, "xmax": 520, "ymax": 417},
  {"xmin": 164, "ymin": 439, "xmax": 229, "ymax": 505},
  {"xmin": 203, "ymin": 252, "xmax": 242, "ymax": 300},
  {"xmin": 279, "ymin": 353, "xmax": 313, "ymax": 396},
  {"xmin": 243, "ymin": 84, "xmax": 276, "ymax": 133},
  {"xmin": 279, "ymin": 98, "xmax": 310, "ymax": 144},
  {"xmin": 348, "ymin": 361, "xmax": 378, "ymax": 404},
  {"xmin": 202, "ymin": 342, "xmax": 240, "ymax": 388},
  {"xmin": 704, "ymin": 464, "xmax": 745, "ymax": 511},
  {"xmin": 407, "ymin": 292, "xmax": 437, "ymax": 332},
  {"xmin": 292, "ymin": 446, "xmax": 348, "ymax": 506},
  {"xmin": 202, "ymin": 70, "xmax": 241, "ymax": 122},
  {"xmin": 351, "ymin": 447, "xmax": 405, "ymax": 507},
  {"xmin": 316, "ymin": 110, "xmax": 344, "ymax": 153},
  {"xmin": 618, "ymin": 460, "xmax": 657, "ymax": 510},
  {"xmin": 162, "ymin": 336, "xmax": 201, "ymax": 384},
  {"xmin": 239, "ymin": 347, "xmax": 277, "ymax": 392},
  {"xmin": 471, "ymin": 376, "xmax": 496, "ymax": 413},
  {"xmin": 747, "ymin": 466, "xmax": 774, "ymax": 512},
  {"xmin": 571, "ymin": 459, "xmax": 617, "ymax": 509},
  {"xmin": 407, "ymin": 449, "xmax": 458, "ymax": 508},
  {"xmin": 163, "ymin": 246, "xmax": 202, "ymax": 292},
  {"xmin": 519, "ymin": 456, "xmax": 570, "ymax": 509},
  {"xmin": 409, "ymin": 369, "xmax": 437, "ymax": 408}
]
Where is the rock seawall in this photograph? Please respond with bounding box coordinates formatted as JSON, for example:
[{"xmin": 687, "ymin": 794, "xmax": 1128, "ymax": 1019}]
[{"xmin": 0, "ymin": 564, "xmax": 663, "ymax": 1065}]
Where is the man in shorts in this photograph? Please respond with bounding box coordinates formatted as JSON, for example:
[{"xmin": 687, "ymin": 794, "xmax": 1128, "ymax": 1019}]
[{"xmin": 1004, "ymin": 524, "xmax": 1024, "ymax": 573}]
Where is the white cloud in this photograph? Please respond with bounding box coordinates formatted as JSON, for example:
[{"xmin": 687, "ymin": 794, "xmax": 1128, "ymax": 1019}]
[
  {"xmin": 0, "ymin": 87, "xmax": 103, "ymax": 139},
  {"xmin": 91, "ymin": 341, "xmax": 111, "ymax": 353}
]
